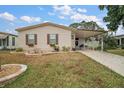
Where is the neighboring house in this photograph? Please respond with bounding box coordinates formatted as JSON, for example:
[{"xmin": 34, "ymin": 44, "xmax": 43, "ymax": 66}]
[
  {"xmin": 16, "ymin": 22, "xmax": 106, "ymax": 51},
  {"xmin": 115, "ymin": 34, "xmax": 124, "ymax": 46},
  {"xmin": 0, "ymin": 32, "xmax": 17, "ymax": 50}
]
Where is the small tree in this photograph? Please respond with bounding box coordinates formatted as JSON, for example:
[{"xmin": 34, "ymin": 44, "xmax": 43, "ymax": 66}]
[{"xmin": 103, "ymin": 34, "xmax": 118, "ymax": 50}]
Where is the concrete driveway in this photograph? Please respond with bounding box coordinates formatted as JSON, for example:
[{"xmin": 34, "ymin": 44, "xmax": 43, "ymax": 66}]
[{"xmin": 79, "ymin": 50, "xmax": 124, "ymax": 77}]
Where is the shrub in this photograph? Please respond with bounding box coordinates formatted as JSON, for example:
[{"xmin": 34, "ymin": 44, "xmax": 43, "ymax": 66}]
[
  {"xmin": 16, "ymin": 48, "xmax": 23, "ymax": 52},
  {"xmin": 50, "ymin": 44, "xmax": 59, "ymax": 51},
  {"xmin": 54, "ymin": 45, "xmax": 59, "ymax": 51},
  {"xmin": 62, "ymin": 46, "xmax": 70, "ymax": 52},
  {"xmin": 121, "ymin": 44, "xmax": 124, "ymax": 49},
  {"xmin": 96, "ymin": 46, "xmax": 101, "ymax": 50},
  {"xmin": 103, "ymin": 34, "xmax": 118, "ymax": 50},
  {"xmin": 33, "ymin": 48, "xmax": 41, "ymax": 53},
  {"xmin": 50, "ymin": 44, "xmax": 55, "ymax": 47}
]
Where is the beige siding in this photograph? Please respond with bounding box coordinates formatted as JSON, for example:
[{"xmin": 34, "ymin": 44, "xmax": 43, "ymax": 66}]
[
  {"xmin": 71, "ymin": 34, "xmax": 75, "ymax": 48},
  {"xmin": 18, "ymin": 25, "xmax": 72, "ymax": 51}
]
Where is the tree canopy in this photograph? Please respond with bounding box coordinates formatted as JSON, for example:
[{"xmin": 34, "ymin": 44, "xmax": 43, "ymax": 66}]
[
  {"xmin": 69, "ymin": 21, "xmax": 104, "ymax": 31},
  {"xmin": 99, "ymin": 5, "xmax": 124, "ymax": 31}
]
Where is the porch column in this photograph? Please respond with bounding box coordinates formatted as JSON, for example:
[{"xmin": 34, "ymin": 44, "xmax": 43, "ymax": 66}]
[
  {"xmin": 101, "ymin": 36, "xmax": 104, "ymax": 51},
  {"xmin": 120, "ymin": 38, "xmax": 122, "ymax": 46}
]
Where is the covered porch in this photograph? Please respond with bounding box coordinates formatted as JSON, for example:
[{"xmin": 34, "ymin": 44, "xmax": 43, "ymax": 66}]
[{"xmin": 72, "ymin": 30, "xmax": 106, "ymax": 51}]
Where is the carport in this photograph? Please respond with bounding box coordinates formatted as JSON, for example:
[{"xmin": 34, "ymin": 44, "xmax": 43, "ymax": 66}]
[{"xmin": 72, "ymin": 29, "xmax": 106, "ymax": 51}]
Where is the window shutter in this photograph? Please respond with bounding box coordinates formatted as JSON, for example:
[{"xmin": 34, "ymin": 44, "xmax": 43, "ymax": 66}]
[
  {"xmin": 35, "ymin": 34, "xmax": 37, "ymax": 45},
  {"xmin": 56, "ymin": 34, "xmax": 58, "ymax": 44},
  {"xmin": 47, "ymin": 34, "xmax": 50, "ymax": 44},
  {"xmin": 26, "ymin": 34, "xmax": 28, "ymax": 45}
]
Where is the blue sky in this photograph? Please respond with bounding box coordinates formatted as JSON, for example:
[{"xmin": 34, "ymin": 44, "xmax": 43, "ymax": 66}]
[{"xmin": 0, "ymin": 5, "xmax": 123, "ymax": 35}]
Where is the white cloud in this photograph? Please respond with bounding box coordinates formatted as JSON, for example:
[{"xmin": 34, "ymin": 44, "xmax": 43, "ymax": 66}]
[
  {"xmin": 5, "ymin": 29, "xmax": 17, "ymax": 34},
  {"xmin": 70, "ymin": 13, "xmax": 107, "ymax": 29},
  {"xmin": 6, "ymin": 29, "xmax": 10, "ymax": 32},
  {"xmin": 43, "ymin": 20, "xmax": 51, "ymax": 23},
  {"xmin": 20, "ymin": 16, "xmax": 41, "ymax": 23},
  {"xmin": 58, "ymin": 16, "xmax": 65, "ymax": 19},
  {"xmin": 9, "ymin": 22, "xmax": 15, "ymax": 26},
  {"xmin": 48, "ymin": 12, "xmax": 55, "ymax": 16},
  {"xmin": 51, "ymin": 5, "xmax": 106, "ymax": 30},
  {"xmin": 53, "ymin": 5, "xmax": 73, "ymax": 16},
  {"xmin": 52, "ymin": 6, "xmax": 88, "ymax": 20},
  {"xmin": 77, "ymin": 8, "xmax": 87, "ymax": 13},
  {"xmin": 0, "ymin": 12, "xmax": 16, "ymax": 21},
  {"xmin": 70, "ymin": 13, "xmax": 99, "ymax": 22}
]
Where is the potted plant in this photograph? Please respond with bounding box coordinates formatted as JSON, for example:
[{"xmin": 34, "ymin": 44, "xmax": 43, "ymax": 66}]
[{"xmin": 121, "ymin": 44, "xmax": 124, "ymax": 49}]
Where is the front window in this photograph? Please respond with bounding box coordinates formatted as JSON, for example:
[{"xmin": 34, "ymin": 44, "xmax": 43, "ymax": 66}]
[
  {"xmin": 28, "ymin": 34, "xmax": 35, "ymax": 44},
  {"xmin": 12, "ymin": 37, "xmax": 15, "ymax": 46},
  {"xmin": 7, "ymin": 36, "xmax": 9, "ymax": 46},
  {"xmin": 49, "ymin": 34, "xmax": 57, "ymax": 44}
]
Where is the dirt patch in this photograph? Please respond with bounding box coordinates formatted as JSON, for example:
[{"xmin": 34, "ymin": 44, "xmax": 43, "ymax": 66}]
[{"xmin": 0, "ymin": 65, "xmax": 21, "ymax": 78}]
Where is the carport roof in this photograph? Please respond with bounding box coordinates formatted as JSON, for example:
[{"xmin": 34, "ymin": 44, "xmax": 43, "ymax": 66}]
[
  {"xmin": 0, "ymin": 31, "xmax": 17, "ymax": 37},
  {"xmin": 74, "ymin": 29, "xmax": 107, "ymax": 38}
]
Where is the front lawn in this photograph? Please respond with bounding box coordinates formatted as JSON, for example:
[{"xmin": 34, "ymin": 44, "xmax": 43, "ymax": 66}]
[
  {"xmin": 107, "ymin": 49, "xmax": 124, "ymax": 56},
  {"xmin": 0, "ymin": 52, "xmax": 124, "ymax": 87}
]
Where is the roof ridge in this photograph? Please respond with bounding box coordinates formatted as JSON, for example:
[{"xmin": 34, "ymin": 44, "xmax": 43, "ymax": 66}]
[{"xmin": 0, "ymin": 31, "xmax": 17, "ymax": 36}]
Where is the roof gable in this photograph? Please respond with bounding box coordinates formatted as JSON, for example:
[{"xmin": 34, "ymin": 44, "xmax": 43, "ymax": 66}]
[{"xmin": 16, "ymin": 22, "xmax": 76, "ymax": 32}]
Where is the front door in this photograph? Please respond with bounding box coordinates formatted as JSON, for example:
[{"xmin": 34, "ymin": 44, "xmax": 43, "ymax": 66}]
[{"xmin": 75, "ymin": 38, "xmax": 79, "ymax": 49}]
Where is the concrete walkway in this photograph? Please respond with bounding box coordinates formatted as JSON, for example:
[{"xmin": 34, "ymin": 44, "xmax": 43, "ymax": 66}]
[{"xmin": 79, "ymin": 50, "xmax": 124, "ymax": 77}]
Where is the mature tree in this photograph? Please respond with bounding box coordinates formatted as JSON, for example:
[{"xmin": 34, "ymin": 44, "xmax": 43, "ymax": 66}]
[
  {"xmin": 69, "ymin": 21, "xmax": 104, "ymax": 30},
  {"xmin": 99, "ymin": 5, "xmax": 124, "ymax": 31}
]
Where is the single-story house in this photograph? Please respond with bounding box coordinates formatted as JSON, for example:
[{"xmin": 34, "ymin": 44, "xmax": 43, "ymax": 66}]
[
  {"xmin": 0, "ymin": 32, "xmax": 17, "ymax": 50},
  {"xmin": 115, "ymin": 34, "xmax": 124, "ymax": 46},
  {"xmin": 16, "ymin": 22, "xmax": 106, "ymax": 51}
]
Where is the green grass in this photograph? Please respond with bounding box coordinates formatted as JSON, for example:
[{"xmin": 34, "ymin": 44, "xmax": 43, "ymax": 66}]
[
  {"xmin": 0, "ymin": 52, "xmax": 124, "ymax": 88},
  {"xmin": 107, "ymin": 49, "xmax": 124, "ymax": 56}
]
